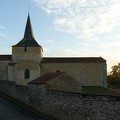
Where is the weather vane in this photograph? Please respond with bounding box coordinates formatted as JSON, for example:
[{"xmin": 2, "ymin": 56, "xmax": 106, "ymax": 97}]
[
  {"xmin": 28, "ymin": 5, "xmax": 30, "ymax": 13},
  {"xmin": 28, "ymin": 0, "xmax": 30, "ymax": 14}
]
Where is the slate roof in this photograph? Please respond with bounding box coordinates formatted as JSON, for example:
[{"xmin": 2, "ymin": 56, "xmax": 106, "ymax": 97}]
[
  {"xmin": 29, "ymin": 72, "xmax": 64, "ymax": 84},
  {"xmin": 13, "ymin": 14, "xmax": 41, "ymax": 47},
  {"xmin": 41, "ymin": 57, "xmax": 106, "ymax": 63},
  {"xmin": 0, "ymin": 55, "xmax": 12, "ymax": 61}
]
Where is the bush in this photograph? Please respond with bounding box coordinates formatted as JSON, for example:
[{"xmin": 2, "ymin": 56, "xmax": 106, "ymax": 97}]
[{"xmin": 108, "ymin": 76, "xmax": 120, "ymax": 85}]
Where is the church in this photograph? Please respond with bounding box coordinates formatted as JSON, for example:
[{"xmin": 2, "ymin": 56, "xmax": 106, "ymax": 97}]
[{"xmin": 0, "ymin": 15, "xmax": 107, "ymax": 88}]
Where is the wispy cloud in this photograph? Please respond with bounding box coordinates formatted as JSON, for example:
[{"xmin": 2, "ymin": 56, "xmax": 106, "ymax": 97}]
[
  {"xmin": 33, "ymin": 0, "xmax": 119, "ymax": 40},
  {"xmin": 0, "ymin": 26, "xmax": 7, "ymax": 40},
  {"xmin": 33, "ymin": 0, "xmax": 120, "ymax": 72}
]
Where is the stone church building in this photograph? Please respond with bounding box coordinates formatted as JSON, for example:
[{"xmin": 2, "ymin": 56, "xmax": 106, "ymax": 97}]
[{"xmin": 0, "ymin": 15, "xmax": 107, "ymax": 88}]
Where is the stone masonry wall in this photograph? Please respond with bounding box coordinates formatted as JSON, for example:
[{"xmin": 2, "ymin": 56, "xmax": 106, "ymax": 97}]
[
  {"xmin": 0, "ymin": 81, "xmax": 120, "ymax": 120},
  {"xmin": 41, "ymin": 62, "xmax": 107, "ymax": 87},
  {"xmin": 47, "ymin": 73, "xmax": 82, "ymax": 93},
  {"xmin": 0, "ymin": 62, "xmax": 8, "ymax": 80}
]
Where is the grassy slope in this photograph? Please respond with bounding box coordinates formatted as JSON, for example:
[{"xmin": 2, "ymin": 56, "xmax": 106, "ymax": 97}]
[{"xmin": 82, "ymin": 86, "xmax": 120, "ymax": 96}]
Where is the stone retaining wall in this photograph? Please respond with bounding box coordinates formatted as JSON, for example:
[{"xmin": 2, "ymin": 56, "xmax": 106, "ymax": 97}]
[
  {"xmin": 0, "ymin": 62, "xmax": 8, "ymax": 80},
  {"xmin": 0, "ymin": 81, "xmax": 120, "ymax": 120}
]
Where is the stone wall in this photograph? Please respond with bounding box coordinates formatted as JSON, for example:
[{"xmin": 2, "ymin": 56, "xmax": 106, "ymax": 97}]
[
  {"xmin": 12, "ymin": 47, "xmax": 43, "ymax": 63},
  {"xmin": 41, "ymin": 62, "xmax": 107, "ymax": 87},
  {"xmin": 47, "ymin": 73, "xmax": 82, "ymax": 93},
  {"xmin": 0, "ymin": 81, "xmax": 120, "ymax": 120},
  {"xmin": 14, "ymin": 60, "xmax": 40, "ymax": 85},
  {"xmin": 0, "ymin": 62, "xmax": 9, "ymax": 80}
]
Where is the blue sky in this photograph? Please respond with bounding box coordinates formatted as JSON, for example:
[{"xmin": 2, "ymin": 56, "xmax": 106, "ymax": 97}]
[{"xmin": 0, "ymin": 0, "xmax": 120, "ymax": 73}]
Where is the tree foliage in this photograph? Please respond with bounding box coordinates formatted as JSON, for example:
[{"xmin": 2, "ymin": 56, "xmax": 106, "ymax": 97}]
[{"xmin": 108, "ymin": 63, "xmax": 120, "ymax": 85}]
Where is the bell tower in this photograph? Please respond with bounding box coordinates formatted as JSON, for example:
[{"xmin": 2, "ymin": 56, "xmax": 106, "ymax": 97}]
[
  {"xmin": 10, "ymin": 14, "xmax": 43, "ymax": 85},
  {"xmin": 12, "ymin": 14, "xmax": 43, "ymax": 63}
]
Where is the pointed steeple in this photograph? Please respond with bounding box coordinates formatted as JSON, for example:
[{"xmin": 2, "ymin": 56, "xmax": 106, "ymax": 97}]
[
  {"xmin": 13, "ymin": 14, "xmax": 41, "ymax": 47},
  {"xmin": 24, "ymin": 14, "xmax": 34, "ymax": 39}
]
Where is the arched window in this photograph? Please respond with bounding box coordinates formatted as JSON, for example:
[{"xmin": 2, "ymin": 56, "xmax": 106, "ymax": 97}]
[{"xmin": 25, "ymin": 69, "xmax": 30, "ymax": 79}]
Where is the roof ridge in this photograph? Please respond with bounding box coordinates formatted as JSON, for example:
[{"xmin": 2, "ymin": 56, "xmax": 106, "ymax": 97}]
[
  {"xmin": 0, "ymin": 55, "xmax": 12, "ymax": 61},
  {"xmin": 41, "ymin": 57, "xmax": 106, "ymax": 63}
]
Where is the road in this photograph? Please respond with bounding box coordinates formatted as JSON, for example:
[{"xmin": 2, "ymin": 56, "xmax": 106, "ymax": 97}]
[{"xmin": 0, "ymin": 95, "xmax": 51, "ymax": 120}]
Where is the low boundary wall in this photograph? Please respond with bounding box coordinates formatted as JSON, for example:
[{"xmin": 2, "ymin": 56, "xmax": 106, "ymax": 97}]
[{"xmin": 0, "ymin": 81, "xmax": 120, "ymax": 120}]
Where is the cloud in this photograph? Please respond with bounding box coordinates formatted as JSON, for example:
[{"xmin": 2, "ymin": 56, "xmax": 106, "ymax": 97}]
[
  {"xmin": 61, "ymin": 48, "xmax": 80, "ymax": 57},
  {"xmin": 33, "ymin": 0, "xmax": 111, "ymax": 15},
  {"xmin": 0, "ymin": 47, "xmax": 11, "ymax": 54},
  {"xmin": 60, "ymin": 47, "xmax": 102, "ymax": 57},
  {"xmin": 0, "ymin": 26, "xmax": 7, "ymax": 40},
  {"xmin": 0, "ymin": 33, "xmax": 7, "ymax": 39},
  {"xmin": 0, "ymin": 26, "xmax": 6, "ymax": 29},
  {"xmin": 33, "ymin": 0, "xmax": 120, "ymax": 42},
  {"xmin": 33, "ymin": 0, "xmax": 120, "ymax": 72}
]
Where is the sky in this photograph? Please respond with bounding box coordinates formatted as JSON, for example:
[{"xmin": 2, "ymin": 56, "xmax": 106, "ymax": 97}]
[{"xmin": 0, "ymin": 0, "xmax": 120, "ymax": 73}]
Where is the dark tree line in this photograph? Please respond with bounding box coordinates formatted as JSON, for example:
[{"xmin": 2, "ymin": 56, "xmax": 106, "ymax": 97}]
[{"xmin": 108, "ymin": 63, "xmax": 120, "ymax": 85}]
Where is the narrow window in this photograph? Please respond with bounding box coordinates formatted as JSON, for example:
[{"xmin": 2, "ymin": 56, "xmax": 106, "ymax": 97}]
[
  {"xmin": 25, "ymin": 46, "xmax": 27, "ymax": 52},
  {"xmin": 56, "ymin": 70, "xmax": 60, "ymax": 72},
  {"xmin": 25, "ymin": 69, "xmax": 30, "ymax": 79}
]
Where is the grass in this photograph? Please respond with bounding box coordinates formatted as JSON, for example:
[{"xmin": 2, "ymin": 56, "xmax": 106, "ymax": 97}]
[{"xmin": 82, "ymin": 86, "xmax": 120, "ymax": 96}]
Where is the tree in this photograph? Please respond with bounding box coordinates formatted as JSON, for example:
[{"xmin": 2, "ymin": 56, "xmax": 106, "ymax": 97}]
[{"xmin": 108, "ymin": 63, "xmax": 120, "ymax": 85}]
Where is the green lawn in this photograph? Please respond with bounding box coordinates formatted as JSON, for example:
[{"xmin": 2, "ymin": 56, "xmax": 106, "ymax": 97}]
[{"xmin": 82, "ymin": 86, "xmax": 120, "ymax": 96}]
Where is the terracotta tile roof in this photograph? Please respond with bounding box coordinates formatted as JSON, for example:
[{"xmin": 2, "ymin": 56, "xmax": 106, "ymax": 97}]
[
  {"xmin": 29, "ymin": 72, "xmax": 64, "ymax": 85},
  {"xmin": 41, "ymin": 57, "xmax": 106, "ymax": 63},
  {"xmin": 0, "ymin": 55, "xmax": 12, "ymax": 61}
]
